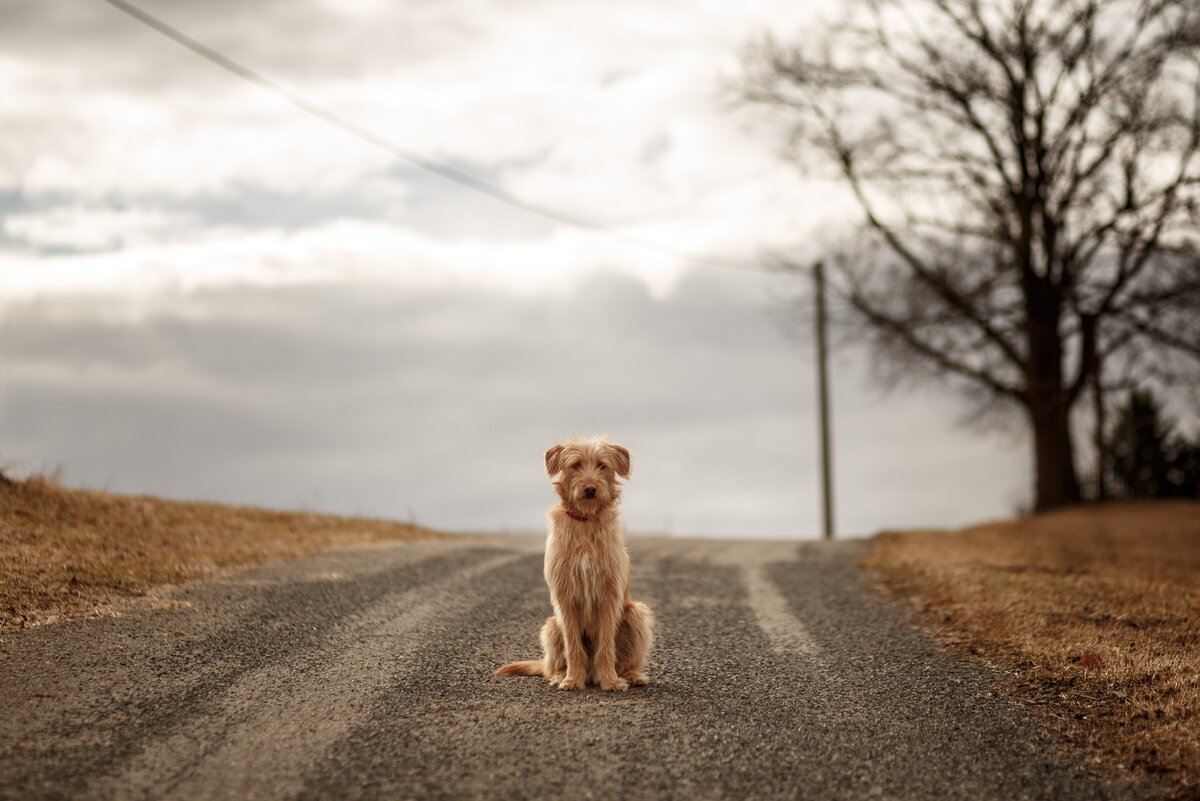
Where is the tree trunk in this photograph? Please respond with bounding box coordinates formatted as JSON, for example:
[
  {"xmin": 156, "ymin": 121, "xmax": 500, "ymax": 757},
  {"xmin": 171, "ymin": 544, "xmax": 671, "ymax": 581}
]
[
  {"xmin": 1023, "ymin": 275, "xmax": 1080, "ymax": 511},
  {"xmin": 1092, "ymin": 366, "xmax": 1108, "ymax": 501},
  {"xmin": 1029, "ymin": 398, "xmax": 1081, "ymax": 510}
]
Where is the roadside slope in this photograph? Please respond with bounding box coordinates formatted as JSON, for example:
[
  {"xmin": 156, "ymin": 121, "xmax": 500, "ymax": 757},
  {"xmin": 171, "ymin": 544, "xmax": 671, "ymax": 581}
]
[
  {"xmin": 0, "ymin": 474, "xmax": 438, "ymax": 632},
  {"xmin": 867, "ymin": 501, "xmax": 1200, "ymax": 799}
]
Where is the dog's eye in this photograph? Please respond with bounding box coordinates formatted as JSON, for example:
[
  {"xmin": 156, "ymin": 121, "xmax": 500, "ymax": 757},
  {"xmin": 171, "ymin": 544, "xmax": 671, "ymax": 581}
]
[
  {"xmin": 599, "ymin": 464, "xmax": 607, "ymax": 471},
  {"xmin": 572, "ymin": 462, "xmax": 582, "ymax": 470}
]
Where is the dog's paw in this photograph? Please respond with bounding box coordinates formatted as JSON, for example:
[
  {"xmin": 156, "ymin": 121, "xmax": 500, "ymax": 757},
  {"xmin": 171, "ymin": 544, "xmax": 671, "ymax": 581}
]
[
  {"xmin": 547, "ymin": 673, "xmax": 565, "ymax": 687},
  {"xmin": 622, "ymin": 672, "xmax": 648, "ymax": 687},
  {"xmin": 558, "ymin": 676, "xmax": 585, "ymax": 691},
  {"xmin": 600, "ymin": 676, "xmax": 629, "ymax": 692}
]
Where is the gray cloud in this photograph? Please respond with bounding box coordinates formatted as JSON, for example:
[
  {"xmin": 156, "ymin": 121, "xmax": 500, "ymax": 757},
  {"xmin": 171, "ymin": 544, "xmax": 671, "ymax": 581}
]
[
  {"xmin": 0, "ymin": 0, "xmax": 479, "ymax": 93},
  {"xmin": 1, "ymin": 270, "xmax": 1027, "ymax": 537}
]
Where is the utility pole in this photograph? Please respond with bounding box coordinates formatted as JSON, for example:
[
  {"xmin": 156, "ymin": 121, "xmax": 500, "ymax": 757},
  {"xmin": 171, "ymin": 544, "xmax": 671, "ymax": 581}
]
[{"xmin": 814, "ymin": 262, "xmax": 835, "ymax": 540}]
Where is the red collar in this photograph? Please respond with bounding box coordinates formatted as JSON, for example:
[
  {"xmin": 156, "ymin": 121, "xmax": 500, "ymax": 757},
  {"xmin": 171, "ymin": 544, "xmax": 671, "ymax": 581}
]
[{"xmin": 563, "ymin": 507, "xmax": 590, "ymax": 522}]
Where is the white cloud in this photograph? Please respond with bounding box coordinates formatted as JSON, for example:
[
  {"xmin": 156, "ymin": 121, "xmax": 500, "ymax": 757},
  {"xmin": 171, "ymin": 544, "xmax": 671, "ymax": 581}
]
[
  {"xmin": 3, "ymin": 205, "xmax": 197, "ymax": 251},
  {"xmin": 0, "ymin": 217, "xmax": 698, "ymax": 302},
  {"xmin": 1, "ymin": 0, "xmax": 843, "ymax": 295}
]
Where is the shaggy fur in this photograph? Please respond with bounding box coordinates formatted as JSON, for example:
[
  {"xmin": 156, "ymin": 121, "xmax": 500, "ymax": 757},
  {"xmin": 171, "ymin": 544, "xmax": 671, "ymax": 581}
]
[{"xmin": 495, "ymin": 435, "xmax": 654, "ymax": 691}]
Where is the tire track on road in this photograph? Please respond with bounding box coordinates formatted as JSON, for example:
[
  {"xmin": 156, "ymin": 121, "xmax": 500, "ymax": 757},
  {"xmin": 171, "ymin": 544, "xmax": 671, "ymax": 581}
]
[
  {"xmin": 0, "ymin": 542, "xmax": 508, "ymax": 801},
  {"xmin": 91, "ymin": 551, "xmax": 528, "ymax": 801},
  {"xmin": 291, "ymin": 541, "xmax": 831, "ymax": 801}
]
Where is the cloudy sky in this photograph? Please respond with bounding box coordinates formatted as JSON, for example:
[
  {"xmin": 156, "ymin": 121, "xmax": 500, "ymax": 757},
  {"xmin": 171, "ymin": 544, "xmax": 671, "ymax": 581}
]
[{"xmin": 0, "ymin": 0, "xmax": 1029, "ymax": 537}]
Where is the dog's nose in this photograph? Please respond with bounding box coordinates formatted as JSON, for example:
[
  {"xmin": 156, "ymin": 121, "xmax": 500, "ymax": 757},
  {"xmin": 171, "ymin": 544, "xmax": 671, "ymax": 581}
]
[{"xmin": 584, "ymin": 485, "xmax": 597, "ymax": 498}]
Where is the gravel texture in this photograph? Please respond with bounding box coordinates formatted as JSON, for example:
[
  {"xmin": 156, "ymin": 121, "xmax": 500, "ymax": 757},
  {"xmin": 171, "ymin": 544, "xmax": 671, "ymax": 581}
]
[{"xmin": 0, "ymin": 536, "xmax": 1143, "ymax": 800}]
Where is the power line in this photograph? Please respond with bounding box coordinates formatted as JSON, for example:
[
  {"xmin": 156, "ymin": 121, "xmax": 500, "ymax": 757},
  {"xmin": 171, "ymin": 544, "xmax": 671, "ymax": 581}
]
[{"xmin": 98, "ymin": 0, "xmax": 768, "ymax": 275}]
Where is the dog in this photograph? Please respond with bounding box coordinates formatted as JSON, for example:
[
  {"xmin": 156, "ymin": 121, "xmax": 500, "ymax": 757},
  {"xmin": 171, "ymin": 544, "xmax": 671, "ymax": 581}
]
[{"xmin": 494, "ymin": 435, "xmax": 653, "ymax": 691}]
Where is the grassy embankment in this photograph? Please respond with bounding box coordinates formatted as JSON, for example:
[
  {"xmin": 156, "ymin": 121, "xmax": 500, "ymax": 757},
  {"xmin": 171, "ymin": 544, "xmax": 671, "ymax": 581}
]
[
  {"xmin": 0, "ymin": 473, "xmax": 440, "ymax": 633},
  {"xmin": 868, "ymin": 502, "xmax": 1200, "ymax": 798}
]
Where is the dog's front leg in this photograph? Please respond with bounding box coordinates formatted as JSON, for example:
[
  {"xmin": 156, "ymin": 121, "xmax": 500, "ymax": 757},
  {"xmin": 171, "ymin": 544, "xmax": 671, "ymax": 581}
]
[
  {"xmin": 593, "ymin": 601, "xmax": 628, "ymax": 692},
  {"xmin": 556, "ymin": 610, "xmax": 589, "ymax": 691}
]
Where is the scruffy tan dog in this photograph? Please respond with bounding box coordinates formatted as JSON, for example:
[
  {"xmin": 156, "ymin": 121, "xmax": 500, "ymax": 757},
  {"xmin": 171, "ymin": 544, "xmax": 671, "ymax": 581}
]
[{"xmin": 495, "ymin": 435, "xmax": 653, "ymax": 691}]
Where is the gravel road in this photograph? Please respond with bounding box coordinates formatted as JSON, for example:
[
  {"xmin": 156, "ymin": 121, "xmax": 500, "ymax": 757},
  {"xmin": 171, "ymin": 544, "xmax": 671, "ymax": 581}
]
[{"xmin": 0, "ymin": 536, "xmax": 1141, "ymax": 800}]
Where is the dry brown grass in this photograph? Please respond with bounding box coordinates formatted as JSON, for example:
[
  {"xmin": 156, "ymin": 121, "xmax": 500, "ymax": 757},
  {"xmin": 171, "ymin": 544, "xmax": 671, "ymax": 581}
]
[
  {"xmin": 0, "ymin": 473, "xmax": 441, "ymax": 633},
  {"xmin": 867, "ymin": 501, "xmax": 1200, "ymax": 798}
]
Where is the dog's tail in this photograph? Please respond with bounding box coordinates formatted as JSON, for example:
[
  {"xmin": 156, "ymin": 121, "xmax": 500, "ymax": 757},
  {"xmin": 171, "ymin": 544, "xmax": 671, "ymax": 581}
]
[{"xmin": 493, "ymin": 659, "xmax": 544, "ymax": 677}]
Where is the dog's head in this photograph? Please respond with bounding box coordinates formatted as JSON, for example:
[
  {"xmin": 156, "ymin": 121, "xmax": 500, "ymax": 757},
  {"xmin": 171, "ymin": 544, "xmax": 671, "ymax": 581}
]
[{"xmin": 545, "ymin": 435, "xmax": 631, "ymax": 514}]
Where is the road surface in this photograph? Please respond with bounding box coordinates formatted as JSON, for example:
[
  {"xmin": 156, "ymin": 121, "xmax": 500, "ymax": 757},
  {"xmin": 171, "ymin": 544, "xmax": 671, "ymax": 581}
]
[{"xmin": 0, "ymin": 536, "xmax": 1139, "ymax": 800}]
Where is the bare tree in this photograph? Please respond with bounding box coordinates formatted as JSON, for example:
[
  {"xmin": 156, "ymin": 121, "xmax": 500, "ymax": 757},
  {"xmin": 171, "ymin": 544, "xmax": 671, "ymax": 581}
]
[{"xmin": 743, "ymin": 0, "xmax": 1200, "ymax": 510}]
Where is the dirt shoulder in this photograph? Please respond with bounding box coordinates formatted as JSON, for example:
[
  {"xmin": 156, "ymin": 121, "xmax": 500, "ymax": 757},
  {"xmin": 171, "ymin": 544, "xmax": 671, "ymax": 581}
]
[
  {"xmin": 0, "ymin": 474, "xmax": 441, "ymax": 632},
  {"xmin": 866, "ymin": 501, "xmax": 1200, "ymax": 799}
]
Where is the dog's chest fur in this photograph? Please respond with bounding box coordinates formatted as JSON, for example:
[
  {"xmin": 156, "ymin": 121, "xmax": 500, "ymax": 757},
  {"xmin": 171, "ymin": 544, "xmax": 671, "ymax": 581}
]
[{"xmin": 545, "ymin": 514, "xmax": 627, "ymax": 615}]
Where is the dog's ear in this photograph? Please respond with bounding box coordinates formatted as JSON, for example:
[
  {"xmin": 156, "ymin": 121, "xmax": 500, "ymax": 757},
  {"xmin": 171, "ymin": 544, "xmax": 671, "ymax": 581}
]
[
  {"xmin": 545, "ymin": 443, "xmax": 566, "ymax": 476},
  {"xmin": 608, "ymin": 444, "xmax": 631, "ymax": 478}
]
